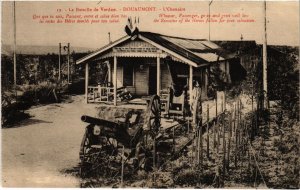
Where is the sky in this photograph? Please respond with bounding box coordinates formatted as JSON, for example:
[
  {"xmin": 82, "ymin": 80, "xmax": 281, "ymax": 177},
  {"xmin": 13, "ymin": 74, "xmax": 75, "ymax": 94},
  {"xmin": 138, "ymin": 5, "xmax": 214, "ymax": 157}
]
[{"xmin": 1, "ymin": 1, "xmax": 299, "ymax": 50}]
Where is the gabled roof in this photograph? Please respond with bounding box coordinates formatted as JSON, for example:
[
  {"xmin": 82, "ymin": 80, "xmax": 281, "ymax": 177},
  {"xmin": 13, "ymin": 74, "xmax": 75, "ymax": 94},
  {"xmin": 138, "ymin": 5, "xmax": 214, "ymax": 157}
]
[
  {"xmin": 76, "ymin": 35, "xmax": 131, "ymax": 64},
  {"xmin": 76, "ymin": 31, "xmax": 231, "ymax": 67}
]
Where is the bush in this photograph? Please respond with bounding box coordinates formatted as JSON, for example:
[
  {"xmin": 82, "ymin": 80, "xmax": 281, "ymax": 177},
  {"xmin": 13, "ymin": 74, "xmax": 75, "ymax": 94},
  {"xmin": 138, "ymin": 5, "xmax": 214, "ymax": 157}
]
[
  {"xmin": 2, "ymin": 82, "xmax": 61, "ymax": 127},
  {"xmin": 1, "ymin": 92, "xmax": 30, "ymax": 127},
  {"xmin": 20, "ymin": 81, "xmax": 61, "ymax": 104}
]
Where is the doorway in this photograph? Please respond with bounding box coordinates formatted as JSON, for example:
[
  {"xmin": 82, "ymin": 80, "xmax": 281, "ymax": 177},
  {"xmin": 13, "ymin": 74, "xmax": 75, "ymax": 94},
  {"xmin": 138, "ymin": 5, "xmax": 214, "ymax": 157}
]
[{"xmin": 148, "ymin": 66, "xmax": 157, "ymax": 95}]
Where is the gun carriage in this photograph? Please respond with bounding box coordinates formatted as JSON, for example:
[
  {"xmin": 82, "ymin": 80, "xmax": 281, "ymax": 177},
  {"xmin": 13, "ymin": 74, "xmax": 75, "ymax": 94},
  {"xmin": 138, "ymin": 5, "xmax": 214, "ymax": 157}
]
[{"xmin": 79, "ymin": 95, "xmax": 164, "ymax": 177}]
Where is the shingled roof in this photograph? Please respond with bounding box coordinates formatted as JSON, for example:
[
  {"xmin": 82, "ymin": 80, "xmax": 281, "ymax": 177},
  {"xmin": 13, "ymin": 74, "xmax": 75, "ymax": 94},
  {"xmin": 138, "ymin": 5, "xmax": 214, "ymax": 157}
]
[{"xmin": 76, "ymin": 31, "xmax": 233, "ymax": 67}]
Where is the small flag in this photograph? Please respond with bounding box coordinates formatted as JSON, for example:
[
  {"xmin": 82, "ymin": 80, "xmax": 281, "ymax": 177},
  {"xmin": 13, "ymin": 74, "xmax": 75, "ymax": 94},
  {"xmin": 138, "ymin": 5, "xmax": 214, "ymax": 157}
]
[{"xmin": 125, "ymin": 17, "xmax": 132, "ymax": 35}]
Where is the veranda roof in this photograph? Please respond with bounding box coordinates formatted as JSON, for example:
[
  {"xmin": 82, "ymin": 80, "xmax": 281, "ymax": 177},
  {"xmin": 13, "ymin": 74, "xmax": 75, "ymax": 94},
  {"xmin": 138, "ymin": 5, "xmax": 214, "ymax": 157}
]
[{"xmin": 76, "ymin": 31, "xmax": 231, "ymax": 67}]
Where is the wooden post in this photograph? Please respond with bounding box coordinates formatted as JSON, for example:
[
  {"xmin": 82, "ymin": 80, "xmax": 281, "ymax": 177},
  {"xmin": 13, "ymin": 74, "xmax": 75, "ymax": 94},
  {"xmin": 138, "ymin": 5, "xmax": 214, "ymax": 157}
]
[
  {"xmin": 229, "ymin": 112, "xmax": 232, "ymax": 138},
  {"xmin": 67, "ymin": 42, "xmax": 70, "ymax": 84},
  {"xmin": 121, "ymin": 145, "xmax": 125, "ymax": 188},
  {"xmin": 240, "ymin": 99, "xmax": 242, "ymax": 116},
  {"xmin": 227, "ymin": 115, "xmax": 231, "ymax": 170},
  {"xmin": 107, "ymin": 60, "xmax": 111, "ymax": 83},
  {"xmin": 238, "ymin": 128, "xmax": 241, "ymax": 161},
  {"xmin": 207, "ymin": 105, "xmax": 210, "ymax": 159},
  {"xmin": 85, "ymin": 63, "xmax": 89, "ymax": 103},
  {"xmin": 224, "ymin": 90, "xmax": 226, "ymax": 111},
  {"xmin": 200, "ymin": 126, "xmax": 203, "ymax": 167},
  {"xmin": 157, "ymin": 55, "xmax": 161, "ymax": 96},
  {"xmin": 223, "ymin": 139, "xmax": 226, "ymax": 177},
  {"xmin": 153, "ymin": 136, "xmax": 156, "ymax": 186},
  {"xmin": 263, "ymin": 0, "xmax": 268, "ymax": 109},
  {"xmin": 189, "ymin": 65, "xmax": 193, "ymax": 105},
  {"xmin": 251, "ymin": 82, "xmax": 254, "ymax": 112},
  {"xmin": 215, "ymin": 96, "xmax": 218, "ymax": 117},
  {"xmin": 223, "ymin": 114, "xmax": 226, "ymax": 176},
  {"xmin": 234, "ymin": 103, "xmax": 237, "ymax": 132},
  {"xmin": 58, "ymin": 43, "xmax": 61, "ymax": 81},
  {"xmin": 13, "ymin": 1, "xmax": 17, "ymax": 98},
  {"xmin": 217, "ymin": 125, "xmax": 219, "ymax": 153},
  {"xmin": 235, "ymin": 127, "xmax": 238, "ymax": 167},
  {"xmin": 197, "ymin": 130, "xmax": 200, "ymax": 164},
  {"xmin": 237, "ymin": 101, "xmax": 240, "ymax": 133},
  {"xmin": 213, "ymin": 121, "xmax": 216, "ymax": 149},
  {"xmin": 192, "ymin": 131, "xmax": 199, "ymax": 164},
  {"xmin": 221, "ymin": 96, "xmax": 224, "ymax": 113},
  {"xmin": 195, "ymin": 130, "xmax": 200, "ymax": 165},
  {"xmin": 113, "ymin": 53, "xmax": 117, "ymax": 106}
]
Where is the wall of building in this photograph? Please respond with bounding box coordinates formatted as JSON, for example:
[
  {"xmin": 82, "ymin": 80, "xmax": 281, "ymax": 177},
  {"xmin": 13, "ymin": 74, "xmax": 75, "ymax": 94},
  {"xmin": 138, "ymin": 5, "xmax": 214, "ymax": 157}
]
[
  {"xmin": 161, "ymin": 62, "xmax": 172, "ymax": 90},
  {"xmin": 111, "ymin": 63, "xmax": 123, "ymax": 88}
]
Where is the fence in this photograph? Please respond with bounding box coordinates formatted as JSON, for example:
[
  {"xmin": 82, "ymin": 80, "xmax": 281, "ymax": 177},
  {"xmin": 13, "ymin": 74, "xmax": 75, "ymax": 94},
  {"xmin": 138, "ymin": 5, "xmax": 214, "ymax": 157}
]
[{"xmin": 187, "ymin": 96, "xmax": 267, "ymax": 188}]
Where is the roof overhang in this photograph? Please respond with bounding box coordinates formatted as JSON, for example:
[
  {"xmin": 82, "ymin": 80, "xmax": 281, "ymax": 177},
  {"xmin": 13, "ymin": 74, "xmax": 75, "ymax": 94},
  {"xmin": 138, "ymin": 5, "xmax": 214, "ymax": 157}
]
[
  {"xmin": 76, "ymin": 33, "xmax": 225, "ymax": 68},
  {"xmin": 138, "ymin": 34, "xmax": 199, "ymax": 67},
  {"xmin": 76, "ymin": 35, "xmax": 131, "ymax": 65}
]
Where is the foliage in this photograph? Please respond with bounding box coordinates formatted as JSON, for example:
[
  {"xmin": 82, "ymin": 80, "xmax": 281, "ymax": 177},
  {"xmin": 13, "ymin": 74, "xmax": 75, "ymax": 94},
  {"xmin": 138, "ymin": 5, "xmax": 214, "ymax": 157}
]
[
  {"xmin": 1, "ymin": 55, "xmax": 14, "ymax": 90},
  {"xmin": 1, "ymin": 91, "xmax": 30, "ymax": 127},
  {"xmin": 208, "ymin": 64, "xmax": 231, "ymax": 98},
  {"xmin": 268, "ymin": 48, "xmax": 299, "ymax": 120},
  {"xmin": 1, "ymin": 52, "xmax": 90, "ymax": 89},
  {"xmin": 89, "ymin": 61, "xmax": 108, "ymax": 85},
  {"xmin": 19, "ymin": 81, "xmax": 61, "ymax": 104},
  {"xmin": 65, "ymin": 77, "xmax": 85, "ymax": 94},
  {"xmin": 2, "ymin": 81, "xmax": 62, "ymax": 127}
]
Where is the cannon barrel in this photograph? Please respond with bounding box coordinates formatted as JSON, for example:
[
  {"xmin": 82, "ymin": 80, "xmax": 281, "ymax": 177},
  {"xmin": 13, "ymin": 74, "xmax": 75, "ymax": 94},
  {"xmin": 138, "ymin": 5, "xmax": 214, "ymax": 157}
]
[{"xmin": 81, "ymin": 115, "xmax": 119, "ymax": 126}]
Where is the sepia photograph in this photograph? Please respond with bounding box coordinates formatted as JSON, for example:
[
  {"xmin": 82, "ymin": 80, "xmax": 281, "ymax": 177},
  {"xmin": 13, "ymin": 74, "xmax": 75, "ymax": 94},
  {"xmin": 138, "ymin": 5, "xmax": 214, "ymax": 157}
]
[{"xmin": 1, "ymin": 0, "xmax": 299, "ymax": 188}]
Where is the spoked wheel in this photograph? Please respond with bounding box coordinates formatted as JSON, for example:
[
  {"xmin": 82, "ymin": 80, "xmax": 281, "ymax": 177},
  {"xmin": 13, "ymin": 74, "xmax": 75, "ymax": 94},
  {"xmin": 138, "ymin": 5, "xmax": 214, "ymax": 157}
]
[
  {"xmin": 145, "ymin": 95, "xmax": 161, "ymax": 137},
  {"xmin": 136, "ymin": 95, "xmax": 161, "ymax": 172},
  {"xmin": 79, "ymin": 128, "xmax": 121, "ymax": 178},
  {"xmin": 79, "ymin": 126, "xmax": 94, "ymax": 177}
]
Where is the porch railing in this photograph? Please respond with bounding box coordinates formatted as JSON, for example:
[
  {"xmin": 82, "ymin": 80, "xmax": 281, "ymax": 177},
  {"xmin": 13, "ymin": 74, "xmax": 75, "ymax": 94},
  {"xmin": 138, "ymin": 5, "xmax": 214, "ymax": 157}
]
[{"xmin": 87, "ymin": 86, "xmax": 114, "ymax": 103}]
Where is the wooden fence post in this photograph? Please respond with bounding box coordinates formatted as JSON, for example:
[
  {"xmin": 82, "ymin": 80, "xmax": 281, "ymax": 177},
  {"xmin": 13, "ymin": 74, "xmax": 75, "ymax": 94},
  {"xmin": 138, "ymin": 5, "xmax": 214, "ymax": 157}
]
[
  {"xmin": 229, "ymin": 112, "xmax": 232, "ymax": 138},
  {"xmin": 213, "ymin": 121, "xmax": 216, "ymax": 149},
  {"xmin": 234, "ymin": 103, "xmax": 237, "ymax": 132},
  {"xmin": 221, "ymin": 96, "xmax": 224, "ymax": 113},
  {"xmin": 217, "ymin": 120, "xmax": 220, "ymax": 154},
  {"xmin": 216, "ymin": 95, "xmax": 218, "ymax": 117},
  {"xmin": 207, "ymin": 105, "xmax": 210, "ymax": 159},
  {"xmin": 222, "ymin": 112, "xmax": 226, "ymax": 176},
  {"xmin": 121, "ymin": 145, "xmax": 125, "ymax": 188},
  {"xmin": 200, "ymin": 126, "xmax": 203, "ymax": 168},
  {"xmin": 237, "ymin": 100, "xmax": 240, "ymax": 133},
  {"xmin": 227, "ymin": 115, "xmax": 231, "ymax": 171},
  {"xmin": 223, "ymin": 140, "xmax": 226, "ymax": 177},
  {"xmin": 235, "ymin": 128, "xmax": 238, "ymax": 168},
  {"xmin": 153, "ymin": 136, "xmax": 156, "ymax": 186},
  {"xmin": 196, "ymin": 131, "xmax": 200, "ymax": 165},
  {"xmin": 238, "ymin": 126, "xmax": 241, "ymax": 162}
]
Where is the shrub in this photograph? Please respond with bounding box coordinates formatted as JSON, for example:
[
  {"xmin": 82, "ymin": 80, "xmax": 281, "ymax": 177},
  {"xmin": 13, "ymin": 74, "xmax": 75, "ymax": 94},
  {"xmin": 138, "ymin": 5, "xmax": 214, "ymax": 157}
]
[
  {"xmin": 20, "ymin": 81, "xmax": 61, "ymax": 104},
  {"xmin": 1, "ymin": 92, "xmax": 30, "ymax": 127}
]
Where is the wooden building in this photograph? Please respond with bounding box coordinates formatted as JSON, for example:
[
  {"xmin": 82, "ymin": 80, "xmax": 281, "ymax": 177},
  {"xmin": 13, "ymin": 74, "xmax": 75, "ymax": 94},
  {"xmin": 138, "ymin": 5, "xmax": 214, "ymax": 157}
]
[{"xmin": 76, "ymin": 31, "xmax": 232, "ymax": 106}]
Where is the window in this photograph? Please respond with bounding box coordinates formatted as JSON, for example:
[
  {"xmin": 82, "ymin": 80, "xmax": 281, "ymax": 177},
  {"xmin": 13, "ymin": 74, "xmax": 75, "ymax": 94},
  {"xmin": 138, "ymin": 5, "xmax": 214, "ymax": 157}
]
[{"xmin": 123, "ymin": 64, "xmax": 134, "ymax": 86}]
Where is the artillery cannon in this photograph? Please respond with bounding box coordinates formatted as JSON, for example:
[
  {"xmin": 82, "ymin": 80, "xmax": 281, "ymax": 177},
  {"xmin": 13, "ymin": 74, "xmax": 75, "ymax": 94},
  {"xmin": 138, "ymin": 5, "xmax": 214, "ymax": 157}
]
[{"xmin": 79, "ymin": 95, "xmax": 163, "ymax": 177}]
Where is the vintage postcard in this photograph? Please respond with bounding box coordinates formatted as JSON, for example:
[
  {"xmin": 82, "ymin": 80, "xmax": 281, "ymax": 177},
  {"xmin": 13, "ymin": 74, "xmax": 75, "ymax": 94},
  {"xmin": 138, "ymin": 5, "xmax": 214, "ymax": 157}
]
[{"xmin": 1, "ymin": 0, "xmax": 299, "ymax": 188}]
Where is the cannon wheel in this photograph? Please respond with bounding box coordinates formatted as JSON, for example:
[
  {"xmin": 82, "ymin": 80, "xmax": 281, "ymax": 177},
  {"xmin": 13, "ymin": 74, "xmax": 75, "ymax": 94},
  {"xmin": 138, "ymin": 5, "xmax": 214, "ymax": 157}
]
[
  {"xmin": 79, "ymin": 127, "xmax": 121, "ymax": 178},
  {"xmin": 135, "ymin": 95, "xmax": 161, "ymax": 171},
  {"xmin": 145, "ymin": 95, "xmax": 161, "ymax": 136},
  {"xmin": 79, "ymin": 126, "xmax": 92, "ymax": 177}
]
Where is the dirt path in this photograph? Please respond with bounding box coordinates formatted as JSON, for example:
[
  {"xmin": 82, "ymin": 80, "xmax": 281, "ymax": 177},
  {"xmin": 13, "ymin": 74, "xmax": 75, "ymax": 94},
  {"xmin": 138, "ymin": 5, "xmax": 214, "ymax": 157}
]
[{"xmin": 1, "ymin": 95, "xmax": 98, "ymax": 187}]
